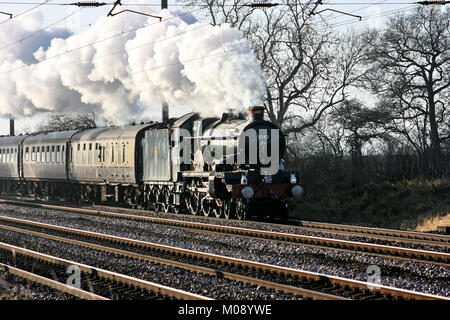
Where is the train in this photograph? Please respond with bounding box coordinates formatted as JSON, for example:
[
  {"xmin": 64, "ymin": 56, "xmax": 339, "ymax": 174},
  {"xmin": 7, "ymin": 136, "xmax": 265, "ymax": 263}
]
[{"xmin": 0, "ymin": 106, "xmax": 305, "ymax": 220}]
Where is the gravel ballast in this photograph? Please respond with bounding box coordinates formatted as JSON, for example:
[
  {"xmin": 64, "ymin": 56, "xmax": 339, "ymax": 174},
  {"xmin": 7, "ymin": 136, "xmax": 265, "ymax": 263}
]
[
  {"xmin": 0, "ymin": 203, "xmax": 448, "ymax": 297},
  {"xmin": 0, "ymin": 228, "xmax": 301, "ymax": 300},
  {"xmin": 0, "ymin": 269, "xmax": 78, "ymax": 300}
]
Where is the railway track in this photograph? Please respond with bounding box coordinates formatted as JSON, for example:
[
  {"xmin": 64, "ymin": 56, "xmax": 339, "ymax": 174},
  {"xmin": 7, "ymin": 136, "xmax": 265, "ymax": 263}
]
[
  {"xmin": 96, "ymin": 203, "xmax": 450, "ymax": 248},
  {"xmin": 0, "ymin": 199, "xmax": 448, "ymax": 266},
  {"xmin": 0, "ymin": 241, "xmax": 210, "ymax": 300},
  {"xmin": 0, "ymin": 214, "xmax": 446, "ymax": 300},
  {"xmin": 0, "ymin": 262, "xmax": 107, "ymax": 300},
  {"xmin": 292, "ymin": 220, "xmax": 450, "ymax": 248}
]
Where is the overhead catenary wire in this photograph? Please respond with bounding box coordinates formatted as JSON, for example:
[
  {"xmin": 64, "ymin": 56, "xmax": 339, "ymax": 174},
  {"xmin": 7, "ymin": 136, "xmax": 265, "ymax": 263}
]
[
  {"xmin": 0, "ymin": 0, "xmax": 435, "ymax": 79},
  {"xmin": 312, "ymin": 4, "xmax": 417, "ymax": 31},
  {"xmin": 0, "ymin": 0, "xmax": 51, "ymax": 25},
  {"xmin": 0, "ymin": 10, "xmax": 12, "ymax": 18},
  {"xmin": 42, "ymin": 43, "xmax": 251, "ymax": 93},
  {"xmin": 0, "ymin": 2, "xmax": 422, "ymax": 78},
  {"xmin": 1, "ymin": 1, "xmax": 446, "ymax": 5},
  {"xmin": 107, "ymin": 0, "xmax": 162, "ymax": 20},
  {"xmin": 0, "ymin": 7, "xmax": 83, "ymax": 52},
  {"xmin": 0, "ymin": 6, "xmax": 204, "ymax": 77}
]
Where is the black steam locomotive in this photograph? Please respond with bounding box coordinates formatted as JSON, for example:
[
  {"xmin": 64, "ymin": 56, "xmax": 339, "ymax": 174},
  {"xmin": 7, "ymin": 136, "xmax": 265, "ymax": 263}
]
[{"xmin": 0, "ymin": 107, "xmax": 305, "ymax": 220}]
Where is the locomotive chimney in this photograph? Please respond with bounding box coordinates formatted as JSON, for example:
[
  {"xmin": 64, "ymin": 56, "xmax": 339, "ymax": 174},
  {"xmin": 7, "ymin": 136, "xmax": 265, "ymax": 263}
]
[
  {"xmin": 248, "ymin": 106, "xmax": 264, "ymax": 122},
  {"xmin": 162, "ymin": 102, "xmax": 169, "ymax": 123},
  {"xmin": 9, "ymin": 117, "xmax": 14, "ymax": 136}
]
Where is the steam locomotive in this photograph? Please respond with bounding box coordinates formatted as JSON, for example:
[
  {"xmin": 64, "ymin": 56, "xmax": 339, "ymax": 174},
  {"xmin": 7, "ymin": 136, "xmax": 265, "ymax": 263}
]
[{"xmin": 0, "ymin": 107, "xmax": 305, "ymax": 220}]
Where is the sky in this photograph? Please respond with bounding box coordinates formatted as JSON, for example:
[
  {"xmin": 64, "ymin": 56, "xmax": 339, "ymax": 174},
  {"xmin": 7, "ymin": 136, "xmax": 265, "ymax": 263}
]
[{"xmin": 0, "ymin": 1, "xmax": 423, "ymax": 135}]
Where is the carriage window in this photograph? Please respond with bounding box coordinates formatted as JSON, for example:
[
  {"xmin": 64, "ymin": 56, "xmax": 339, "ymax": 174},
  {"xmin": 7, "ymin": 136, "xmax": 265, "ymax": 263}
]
[
  {"xmin": 88, "ymin": 143, "xmax": 92, "ymax": 165},
  {"xmin": 82, "ymin": 144, "xmax": 86, "ymax": 165},
  {"xmin": 56, "ymin": 146, "xmax": 61, "ymax": 163},
  {"xmin": 51, "ymin": 146, "xmax": 55, "ymax": 163},
  {"xmin": 76, "ymin": 144, "xmax": 80, "ymax": 165},
  {"xmin": 62, "ymin": 145, "xmax": 65, "ymax": 163},
  {"xmin": 111, "ymin": 144, "xmax": 115, "ymax": 163},
  {"xmin": 31, "ymin": 147, "xmax": 36, "ymax": 161},
  {"xmin": 36, "ymin": 147, "xmax": 40, "ymax": 163},
  {"xmin": 94, "ymin": 143, "xmax": 99, "ymax": 165},
  {"xmin": 0, "ymin": 149, "xmax": 3, "ymax": 163},
  {"xmin": 123, "ymin": 144, "xmax": 126, "ymax": 164},
  {"xmin": 9, "ymin": 148, "xmax": 12, "ymax": 163},
  {"xmin": 25, "ymin": 147, "xmax": 29, "ymax": 161},
  {"xmin": 103, "ymin": 144, "xmax": 107, "ymax": 164},
  {"xmin": 118, "ymin": 143, "xmax": 122, "ymax": 165},
  {"xmin": 45, "ymin": 146, "xmax": 49, "ymax": 163},
  {"xmin": 40, "ymin": 146, "xmax": 44, "ymax": 163}
]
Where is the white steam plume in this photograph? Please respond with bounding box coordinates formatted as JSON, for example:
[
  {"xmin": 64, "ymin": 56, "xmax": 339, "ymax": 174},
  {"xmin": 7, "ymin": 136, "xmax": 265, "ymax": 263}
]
[{"xmin": 0, "ymin": 8, "xmax": 266, "ymax": 125}]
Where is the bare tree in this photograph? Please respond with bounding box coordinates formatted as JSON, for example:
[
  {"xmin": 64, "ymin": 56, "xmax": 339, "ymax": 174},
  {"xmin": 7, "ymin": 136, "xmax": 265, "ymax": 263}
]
[
  {"xmin": 248, "ymin": 2, "xmax": 368, "ymax": 133},
  {"xmin": 181, "ymin": 0, "xmax": 369, "ymax": 132},
  {"xmin": 178, "ymin": 0, "xmax": 255, "ymax": 33},
  {"xmin": 330, "ymin": 99, "xmax": 390, "ymax": 166},
  {"xmin": 364, "ymin": 7, "xmax": 449, "ymax": 176},
  {"xmin": 37, "ymin": 113, "xmax": 97, "ymax": 132}
]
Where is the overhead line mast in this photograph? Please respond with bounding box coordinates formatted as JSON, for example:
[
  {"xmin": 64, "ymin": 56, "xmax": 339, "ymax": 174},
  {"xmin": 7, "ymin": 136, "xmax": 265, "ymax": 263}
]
[{"xmin": 162, "ymin": 0, "xmax": 169, "ymax": 123}]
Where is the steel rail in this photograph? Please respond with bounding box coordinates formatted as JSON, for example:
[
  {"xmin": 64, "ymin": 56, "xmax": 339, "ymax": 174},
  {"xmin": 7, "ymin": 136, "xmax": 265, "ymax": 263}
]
[
  {"xmin": 0, "ymin": 220, "xmax": 343, "ymax": 300},
  {"xmin": 0, "ymin": 215, "xmax": 446, "ymax": 300},
  {"xmin": 90, "ymin": 202, "xmax": 450, "ymax": 248},
  {"xmin": 93, "ymin": 202, "xmax": 450, "ymax": 247},
  {"xmin": 0, "ymin": 262, "xmax": 108, "ymax": 300},
  {"xmin": 0, "ymin": 241, "xmax": 211, "ymax": 300},
  {"xmin": 295, "ymin": 220, "xmax": 450, "ymax": 247},
  {"xmin": 0, "ymin": 199, "xmax": 447, "ymax": 265}
]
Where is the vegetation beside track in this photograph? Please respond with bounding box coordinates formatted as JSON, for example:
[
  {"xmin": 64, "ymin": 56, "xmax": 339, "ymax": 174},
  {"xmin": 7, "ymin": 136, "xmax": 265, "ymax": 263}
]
[{"xmin": 290, "ymin": 179, "xmax": 450, "ymax": 231}]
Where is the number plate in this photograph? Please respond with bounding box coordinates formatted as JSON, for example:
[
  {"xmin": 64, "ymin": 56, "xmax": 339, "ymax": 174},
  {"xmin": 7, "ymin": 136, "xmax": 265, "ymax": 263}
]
[{"xmin": 264, "ymin": 175, "xmax": 272, "ymax": 183}]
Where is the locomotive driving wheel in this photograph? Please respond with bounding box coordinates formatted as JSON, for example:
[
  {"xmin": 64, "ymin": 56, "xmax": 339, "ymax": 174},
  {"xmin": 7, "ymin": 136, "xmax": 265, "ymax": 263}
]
[
  {"xmin": 161, "ymin": 187, "xmax": 170, "ymax": 213},
  {"xmin": 201, "ymin": 196, "xmax": 211, "ymax": 217},
  {"xmin": 223, "ymin": 201, "xmax": 232, "ymax": 219},
  {"xmin": 213, "ymin": 199, "xmax": 222, "ymax": 219},
  {"xmin": 153, "ymin": 187, "xmax": 163, "ymax": 213},
  {"xmin": 235, "ymin": 199, "xmax": 248, "ymax": 220},
  {"xmin": 185, "ymin": 191, "xmax": 199, "ymax": 216},
  {"xmin": 185, "ymin": 193, "xmax": 199, "ymax": 215}
]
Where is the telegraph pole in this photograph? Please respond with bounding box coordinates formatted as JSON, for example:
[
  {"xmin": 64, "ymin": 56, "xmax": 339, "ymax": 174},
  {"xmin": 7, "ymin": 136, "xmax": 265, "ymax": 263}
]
[{"xmin": 162, "ymin": 0, "xmax": 169, "ymax": 122}]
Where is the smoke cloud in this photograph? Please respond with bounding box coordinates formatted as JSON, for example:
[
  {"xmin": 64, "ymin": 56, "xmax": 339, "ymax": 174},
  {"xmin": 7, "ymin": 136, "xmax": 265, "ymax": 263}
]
[{"xmin": 0, "ymin": 7, "xmax": 266, "ymax": 126}]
